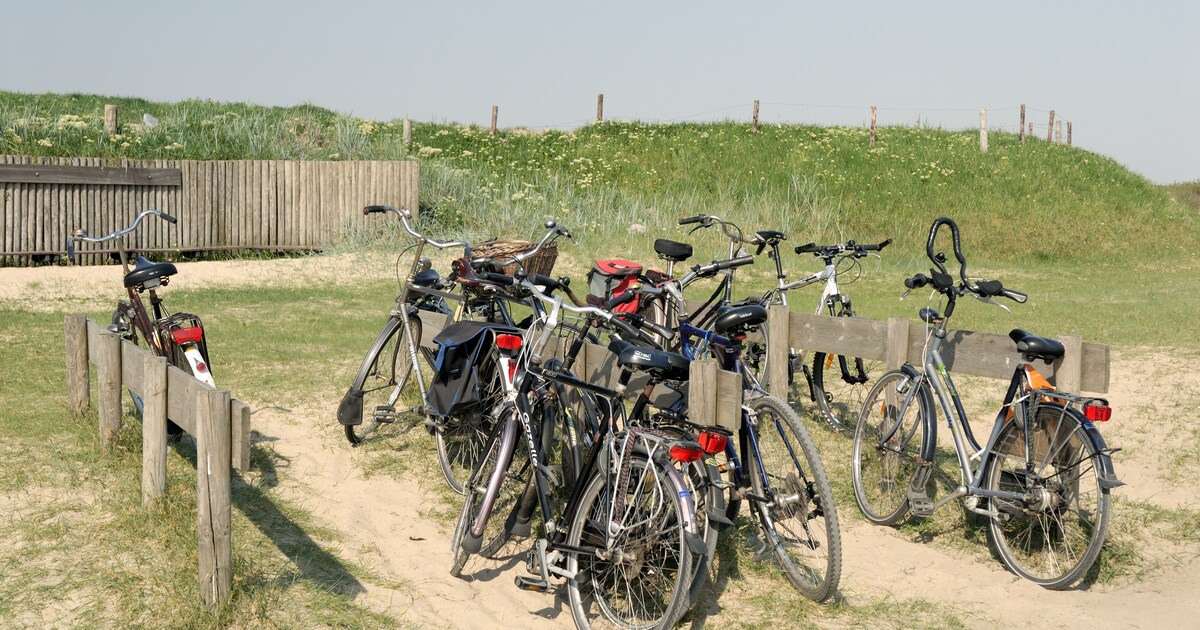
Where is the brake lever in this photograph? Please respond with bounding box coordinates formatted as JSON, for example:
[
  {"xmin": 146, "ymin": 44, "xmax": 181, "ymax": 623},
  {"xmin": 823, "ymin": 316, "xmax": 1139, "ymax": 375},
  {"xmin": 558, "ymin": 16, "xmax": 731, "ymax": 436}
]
[{"xmin": 972, "ymin": 293, "xmax": 1011, "ymax": 313}]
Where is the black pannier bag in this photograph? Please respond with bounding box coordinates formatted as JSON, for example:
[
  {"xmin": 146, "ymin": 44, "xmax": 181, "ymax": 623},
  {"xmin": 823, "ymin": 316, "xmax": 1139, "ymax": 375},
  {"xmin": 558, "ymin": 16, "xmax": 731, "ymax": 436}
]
[{"xmin": 427, "ymin": 320, "xmax": 520, "ymax": 417}]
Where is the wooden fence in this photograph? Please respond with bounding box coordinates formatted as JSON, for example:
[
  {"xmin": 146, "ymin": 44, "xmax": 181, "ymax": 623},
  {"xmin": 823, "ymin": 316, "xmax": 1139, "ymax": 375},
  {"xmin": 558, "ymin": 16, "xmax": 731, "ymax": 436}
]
[
  {"xmin": 2, "ymin": 156, "xmax": 419, "ymax": 263},
  {"xmin": 64, "ymin": 315, "xmax": 252, "ymax": 607}
]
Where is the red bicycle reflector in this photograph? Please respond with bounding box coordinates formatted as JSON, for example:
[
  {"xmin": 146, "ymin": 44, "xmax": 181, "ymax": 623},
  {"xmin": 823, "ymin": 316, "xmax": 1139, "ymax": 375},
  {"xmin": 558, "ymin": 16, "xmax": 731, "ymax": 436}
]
[
  {"xmin": 196, "ymin": 362, "xmax": 208, "ymax": 373},
  {"xmin": 1084, "ymin": 404, "xmax": 1112, "ymax": 422},
  {"xmin": 172, "ymin": 327, "xmax": 203, "ymax": 345},
  {"xmin": 697, "ymin": 431, "xmax": 727, "ymax": 454},
  {"xmin": 669, "ymin": 443, "xmax": 704, "ymax": 463},
  {"xmin": 496, "ymin": 334, "xmax": 523, "ymax": 351}
]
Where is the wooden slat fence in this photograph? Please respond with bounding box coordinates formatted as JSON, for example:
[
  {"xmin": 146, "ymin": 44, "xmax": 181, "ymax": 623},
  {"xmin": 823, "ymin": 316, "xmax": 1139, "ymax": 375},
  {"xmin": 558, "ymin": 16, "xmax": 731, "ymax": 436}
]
[{"xmin": 1, "ymin": 156, "xmax": 419, "ymax": 263}]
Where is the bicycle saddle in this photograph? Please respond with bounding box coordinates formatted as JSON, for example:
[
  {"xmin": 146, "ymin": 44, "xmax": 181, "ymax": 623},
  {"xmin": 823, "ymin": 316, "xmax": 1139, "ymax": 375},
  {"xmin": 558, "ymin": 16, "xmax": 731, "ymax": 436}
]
[
  {"xmin": 755, "ymin": 230, "xmax": 786, "ymax": 243},
  {"xmin": 123, "ymin": 256, "xmax": 178, "ymax": 289},
  {"xmin": 1008, "ymin": 329, "xmax": 1064, "ymax": 363},
  {"xmin": 654, "ymin": 239, "xmax": 693, "ymax": 262},
  {"xmin": 412, "ymin": 268, "xmax": 441, "ymax": 287},
  {"xmin": 617, "ymin": 345, "xmax": 690, "ymax": 381},
  {"xmin": 712, "ymin": 304, "xmax": 768, "ymax": 336}
]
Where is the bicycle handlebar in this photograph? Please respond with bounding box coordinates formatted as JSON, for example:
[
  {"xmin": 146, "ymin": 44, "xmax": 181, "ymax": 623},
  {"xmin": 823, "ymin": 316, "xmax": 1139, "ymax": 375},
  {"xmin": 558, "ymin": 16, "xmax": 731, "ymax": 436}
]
[
  {"xmin": 67, "ymin": 209, "xmax": 177, "ymax": 263},
  {"xmin": 795, "ymin": 238, "xmax": 892, "ymax": 257},
  {"xmin": 678, "ymin": 214, "xmax": 759, "ymax": 245},
  {"xmin": 908, "ymin": 218, "xmax": 1027, "ymax": 305},
  {"xmin": 364, "ymin": 205, "xmax": 472, "ymax": 251}
]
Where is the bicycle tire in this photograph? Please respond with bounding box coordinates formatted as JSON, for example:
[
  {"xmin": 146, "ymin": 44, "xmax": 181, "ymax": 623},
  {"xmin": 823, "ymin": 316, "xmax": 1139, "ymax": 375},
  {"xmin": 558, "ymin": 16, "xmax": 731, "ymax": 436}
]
[
  {"xmin": 851, "ymin": 370, "xmax": 929, "ymax": 526},
  {"xmin": 811, "ymin": 307, "xmax": 881, "ymax": 432},
  {"xmin": 450, "ymin": 408, "xmax": 525, "ymax": 576},
  {"xmin": 436, "ymin": 348, "xmax": 504, "ymax": 494},
  {"xmin": 566, "ymin": 452, "xmax": 693, "ymax": 629},
  {"xmin": 343, "ymin": 315, "xmax": 430, "ymax": 445},
  {"xmin": 747, "ymin": 395, "xmax": 841, "ymax": 602},
  {"xmin": 982, "ymin": 403, "xmax": 1111, "ymax": 589}
]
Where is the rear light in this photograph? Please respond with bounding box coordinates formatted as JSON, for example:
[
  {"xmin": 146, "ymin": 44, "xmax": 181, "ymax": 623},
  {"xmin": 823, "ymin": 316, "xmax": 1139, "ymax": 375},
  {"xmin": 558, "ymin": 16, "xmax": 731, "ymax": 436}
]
[
  {"xmin": 496, "ymin": 334, "xmax": 522, "ymax": 351},
  {"xmin": 1084, "ymin": 404, "xmax": 1112, "ymax": 422},
  {"xmin": 697, "ymin": 431, "xmax": 727, "ymax": 454},
  {"xmin": 172, "ymin": 327, "xmax": 204, "ymax": 345},
  {"xmin": 669, "ymin": 443, "xmax": 704, "ymax": 463}
]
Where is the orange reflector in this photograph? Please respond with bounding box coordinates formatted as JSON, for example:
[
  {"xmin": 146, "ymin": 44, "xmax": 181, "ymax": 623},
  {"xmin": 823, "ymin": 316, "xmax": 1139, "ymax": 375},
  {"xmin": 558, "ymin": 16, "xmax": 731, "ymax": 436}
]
[
  {"xmin": 697, "ymin": 431, "xmax": 727, "ymax": 454},
  {"xmin": 496, "ymin": 334, "xmax": 522, "ymax": 351},
  {"xmin": 172, "ymin": 327, "xmax": 203, "ymax": 345},
  {"xmin": 1084, "ymin": 404, "xmax": 1112, "ymax": 422},
  {"xmin": 669, "ymin": 444, "xmax": 704, "ymax": 463},
  {"xmin": 825, "ymin": 354, "xmax": 836, "ymax": 369}
]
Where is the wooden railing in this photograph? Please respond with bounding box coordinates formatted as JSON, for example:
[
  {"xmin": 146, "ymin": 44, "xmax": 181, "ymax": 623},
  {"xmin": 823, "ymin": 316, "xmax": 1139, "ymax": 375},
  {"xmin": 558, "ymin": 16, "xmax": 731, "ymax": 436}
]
[{"xmin": 64, "ymin": 315, "xmax": 251, "ymax": 607}]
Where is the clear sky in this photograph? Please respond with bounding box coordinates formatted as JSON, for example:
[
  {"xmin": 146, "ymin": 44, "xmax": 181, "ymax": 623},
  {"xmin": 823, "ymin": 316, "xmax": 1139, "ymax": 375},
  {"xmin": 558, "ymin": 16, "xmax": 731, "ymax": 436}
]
[{"xmin": 2, "ymin": 0, "xmax": 1196, "ymax": 183}]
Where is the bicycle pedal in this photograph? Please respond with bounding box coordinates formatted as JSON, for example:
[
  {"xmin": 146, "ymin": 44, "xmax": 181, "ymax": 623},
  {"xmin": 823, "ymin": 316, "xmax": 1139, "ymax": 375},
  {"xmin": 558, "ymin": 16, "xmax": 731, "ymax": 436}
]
[
  {"xmin": 514, "ymin": 575, "xmax": 552, "ymax": 592},
  {"xmin": 372, "ymin": 405, "xmax": 397, "ymax": 424},
  {"xmin": 908, "ymin": 495, "xmax": 934, "ymax": 518}
]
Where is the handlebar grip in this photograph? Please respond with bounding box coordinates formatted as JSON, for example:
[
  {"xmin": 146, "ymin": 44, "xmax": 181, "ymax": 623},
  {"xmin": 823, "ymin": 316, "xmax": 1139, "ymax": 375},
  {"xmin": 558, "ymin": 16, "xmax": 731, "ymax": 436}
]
[
  {"xmin": 1003, "ymin": 288, "xmax": 1028, "ymax": 304},
  {"xmin": 528, "ymin": 273, "xmax": 561, "ymax": 291},
  {"xmin": 159, "ymin": 212, "xmax": 178, "ymax": 224},
  {"xmin": 678, "ymin": 215, "xmax": 705, "ymax": 225},
  {"xmin": 482, "ymin": 271, "xmax": 517, "ymax": 286},
  {"xmin": 904, "ymin": 273, "xmax": 929, "ymax": 289},
  {"xmin": 716, "ymin": 255, "xmax": 755, "ymax": 271},
  {"xmin": 878, "ymin": 238, "xmax": 893, "ymax": 250},
  {"xmin": 66, "ymin": 239, "xmax": 75, "ymax": 264},
  {"xmin": 755, "ymin": 241, "xmax": 766, "ymax": 256},
  {"xmin": 795, "ymin": 242, "xmax": 818, "ymax": 254},
  {"xmin": 363, "ymin": 205, "xmax": 391, "ymax": 215},
  {"xmin": 641, "ymin": 319, "xmax": 677, "ymax": 342},
  {"xmin": 605, "ymin": 290, "xmax": 637, "ymax": 310},
  {"xmin": 609, "ymin": 316, "xmax": 643, "ymax": 340}
]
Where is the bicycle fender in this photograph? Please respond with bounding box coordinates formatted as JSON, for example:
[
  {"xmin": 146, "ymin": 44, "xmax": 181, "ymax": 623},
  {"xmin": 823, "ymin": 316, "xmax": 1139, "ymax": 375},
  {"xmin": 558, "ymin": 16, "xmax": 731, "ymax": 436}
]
[
  {"xmin": 898, "ymin": 364, "xmax": 938, "ymax": 463},
  {"xmin": 1048, "ymin": 403, "xmax": 1125, "ymax": 490}
]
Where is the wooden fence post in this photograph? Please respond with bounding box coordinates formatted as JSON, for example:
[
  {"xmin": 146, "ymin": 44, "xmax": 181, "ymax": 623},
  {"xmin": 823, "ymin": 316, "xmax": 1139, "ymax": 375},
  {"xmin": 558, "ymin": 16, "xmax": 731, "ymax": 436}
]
[
  {"xmin": 870, "ymin": 105, "xmax": 877, "ymax": 148},
  {"xmin": 1067, "ymin": 121, "xmax": 1073, "ymax": 146},
  {"xmin": 1056, "ymin": 335, "xmax": 1084, "ymax": 393},
  {"xmin": 596, "ymin": 93, "xmax": 604, "ymax": 123},
  {"xmin": 1056, "ymin": 120, "xmax": 1063, "ymax": 143},
  {"xmin": 886, "ymin": 318, "xmax": 910, "ymax": 371},
  {"xmin": 752, "ymin": 99, "xmax": 760, "ymax": 132},
  {"xmin": 490, "ymin": 106, "xmax": 498, "ymax": 137},
  {"xmin": 97, "ymin": 331, "xmax": 122, "ymax": 449},
  {"xmin": 1047, "ymin": 110, "xmax": 1055, "ymax": 142},
  {"xmin": 1019, "ymin": 104, "xmax": 1026, "ymax": 145},
  {"xmin": 142, "ymin": 353, "xmax": 168, "ymax": 506},
  {"xmin": 766, "ymin": 304, "xmax": 789, "ymax": 398},
  {"xmin": 104, "ymin": 104, "xmax": 118, "ymax": 135},
  {"xmin": 1028, "ymin": 122, "xmax": 1034, "ymax": 138},
  {"xmin": 402, "ymin": 119, "xmax": 411, "ymax": 147},
  {"xmin": 197, "ymin": 387, "xmax": 233, "ymax": 607},
  {"xmin": 65, "ymin": 315, "xmax": 90, "ymax": 415},
  {"xmin": 688, "ymin": 360, "xmax": 719, "ymax": 426},
  {"xmin": 979, "ymin": 108, "xmax": 988, "ymax": 152}
]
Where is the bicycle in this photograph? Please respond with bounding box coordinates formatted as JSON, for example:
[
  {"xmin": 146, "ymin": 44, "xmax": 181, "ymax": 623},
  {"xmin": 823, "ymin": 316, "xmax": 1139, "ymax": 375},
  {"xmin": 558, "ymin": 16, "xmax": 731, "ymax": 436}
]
[
  {"xmin": 851, "ymin": 216, "xmax": 1123, "ymax": 589},
  {"xmin": 336, "ymin": 205, "xmax": 571, "ymax": 494},
  {"xmin": 68, "ymin": 210, "xmax": 213, "ymax": 434},
  {"xmin": 747, "ymin": 231, "xmax": 891, "ymax": 432},
  {"xmin": 449, "ymin": 278, "xmax": 710, "ymax": 629}
]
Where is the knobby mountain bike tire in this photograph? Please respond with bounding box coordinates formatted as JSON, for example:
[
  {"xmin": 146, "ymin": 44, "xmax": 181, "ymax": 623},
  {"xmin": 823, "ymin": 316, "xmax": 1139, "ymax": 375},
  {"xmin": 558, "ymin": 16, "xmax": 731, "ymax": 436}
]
[
  {"xmin": 747, "ymin": 394, "xmax": 841, "ymax": 602},
  {"xmin": 811, "ymin": 308, "xmax": 882, "ymax": 433},
  {"xmin": 565, "ymin": 452, "xmax": 693, "ymax": 630},
  {"xmin": 851, "ymin": 370, "xmax": 932, "ymax": 526},
  {"xmin": 982, "ymin": 402, "xmax": 1111, "ymax": 589}
]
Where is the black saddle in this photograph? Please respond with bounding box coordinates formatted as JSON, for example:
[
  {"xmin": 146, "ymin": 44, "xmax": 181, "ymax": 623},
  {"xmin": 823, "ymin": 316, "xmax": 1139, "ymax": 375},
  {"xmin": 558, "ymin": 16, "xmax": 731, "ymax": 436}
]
[
  {"xmin": 712, "ymin": 304, "xmax": 768, "ymax": 336},
  {"xmin": 1009, "ymin": 329, "xmax": 1064, "ymax": 363},
  {"xmin": 617, "ymin": 344, "xmax": 690, "ymax": 381},
  {"xmin": 654, "ymin": 239, "xmax": 693, "ymax": 262},
  {"xmin": 123, "ymin": 256, "xmax": 177, "ymax": 289},
  {"xmin": 412, "ymin": 268, "xmax": 441, "ymax": 287},
  {"xmin": 756, "ymin": 230, "xmax": 786, "ymax": 243}
]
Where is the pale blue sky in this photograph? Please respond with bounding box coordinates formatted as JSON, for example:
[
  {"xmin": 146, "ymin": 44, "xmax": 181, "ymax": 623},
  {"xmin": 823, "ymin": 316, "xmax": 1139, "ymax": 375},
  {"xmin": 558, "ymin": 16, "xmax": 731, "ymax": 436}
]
[{"xmin": 2, "ymin": 0, "xmax": 1196, "ymax": 183}]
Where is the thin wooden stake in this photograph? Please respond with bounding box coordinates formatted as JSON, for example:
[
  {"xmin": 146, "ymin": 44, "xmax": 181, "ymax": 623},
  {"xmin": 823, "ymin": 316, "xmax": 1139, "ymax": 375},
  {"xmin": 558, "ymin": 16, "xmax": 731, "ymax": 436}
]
[
  {"xmin": 142, "ymin": 353, "xmax": 168, "ymax": 506},
  {"xmin": 752, "ymin": 99, "xmax": 760, "ymax": 132},
  {"xmin": 65, "ymin": 315, "xmax": 90, "ymax": 415},
  {"xmin": 1047, "ymin": 110, "xmax": 1055, "ymax": 142},
  {"xmin": 402, "ymin": 119, "xmax": 411, "ymax": 147},
  {"xmin": 197, "ymin": 388, "xmax": 233, "ymax": 607},
  {"xmin": 870, "ymin": 105, "xmax": 877, "ymax": 148},
  {"xmin": 104, "ymin": 104, "xmax": 118, "ymax": 135},
  {"xmin": 979, "ymin": 108, "xmax": 988, "ymax": 152},
  {"xmin": 596, "ymin": 93, "xmax": 604, "ymax": 123},
  {"xmin": 1019, "ymin": 103, "xmax": 1026, "ymax": 145},
  {"xmin": 1029, "ymin": 122, "xmax": 1034, "ymax": 138},
  {"xmin": 1067, "ymin": 121, "xmax": 1073, "ymax": 146},
  {"xmin": 490, "ymin": 105, "xmax": 498, "ymax": 137},
  {"xmin": 97, "ymin": 331, "xmax": 122, "ymax": 449},
  {"xmin": 1056, "ymin": 119, "xmax": 1063, "ymax": 143}
]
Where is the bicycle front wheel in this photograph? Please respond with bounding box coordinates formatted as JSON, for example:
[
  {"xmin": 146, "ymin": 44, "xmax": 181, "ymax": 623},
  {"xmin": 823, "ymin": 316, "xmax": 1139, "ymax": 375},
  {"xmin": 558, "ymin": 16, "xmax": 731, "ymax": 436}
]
[
  {"xmin": 450, "ymin": 408, "xmax": 528, "ymax": 577},
  {"xmin": 748, "ymin": 395, "xmax": 841, "ymax": 602},
  {"xmin": 852, "ymin": 370, "xmax": 929, "ymax": 525},
  {"xmin": 566, "ymin": 453, "xmax": 692, "ymax": 629},
  {"xmin": 342, "ymin": 315, "xmax": 429, "ymax": 444},
  {"xmin": 811, "ymin": 349, "xmax": 881, "ymax": 434},
  {"xmin": 982, "ymin": 403, "xmax": 1111, "ymax": 589}
]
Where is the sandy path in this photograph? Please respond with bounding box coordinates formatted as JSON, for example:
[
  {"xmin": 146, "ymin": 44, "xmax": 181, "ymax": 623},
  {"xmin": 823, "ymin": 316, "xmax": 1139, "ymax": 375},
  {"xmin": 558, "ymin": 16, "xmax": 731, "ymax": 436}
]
[{"xmin": 5, "ymin": 256, "xmax": 1198, "ymax": 628}]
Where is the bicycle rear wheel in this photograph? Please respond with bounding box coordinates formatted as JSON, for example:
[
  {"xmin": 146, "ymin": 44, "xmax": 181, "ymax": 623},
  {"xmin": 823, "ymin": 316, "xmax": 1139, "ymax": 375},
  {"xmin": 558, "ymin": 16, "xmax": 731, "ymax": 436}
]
[
  {"xmin": 851, "ymin": 370, "xmax": 929, "ymax": 525},
  {"xmin": 436, "ymin": 349, "xmax": 504, "ymax": 494},
  {"xmin": 810, "ymin": 303, "xmax": 880, "ymax": 432},
  {"xmin": 566, "ymin": 453, "xmax": 692, "ymax": 629},
  {"xmin": 748, "ymin": 395, "xmax": 841, "ymax": 602},
  {"xmin": 450, "ymin": 407, "xmax": 528, "ymax": 576},
  {"xmin": 982, "ymin": 403, "xmax": 1110, "ymax": 589}
]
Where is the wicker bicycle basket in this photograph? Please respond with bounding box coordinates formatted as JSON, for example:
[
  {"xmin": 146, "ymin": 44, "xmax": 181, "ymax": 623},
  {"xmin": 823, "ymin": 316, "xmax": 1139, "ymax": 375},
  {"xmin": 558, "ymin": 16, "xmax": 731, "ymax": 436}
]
[{"xmin": 473, "ymin": 238, "xmax": 558, "ymax": 276}]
